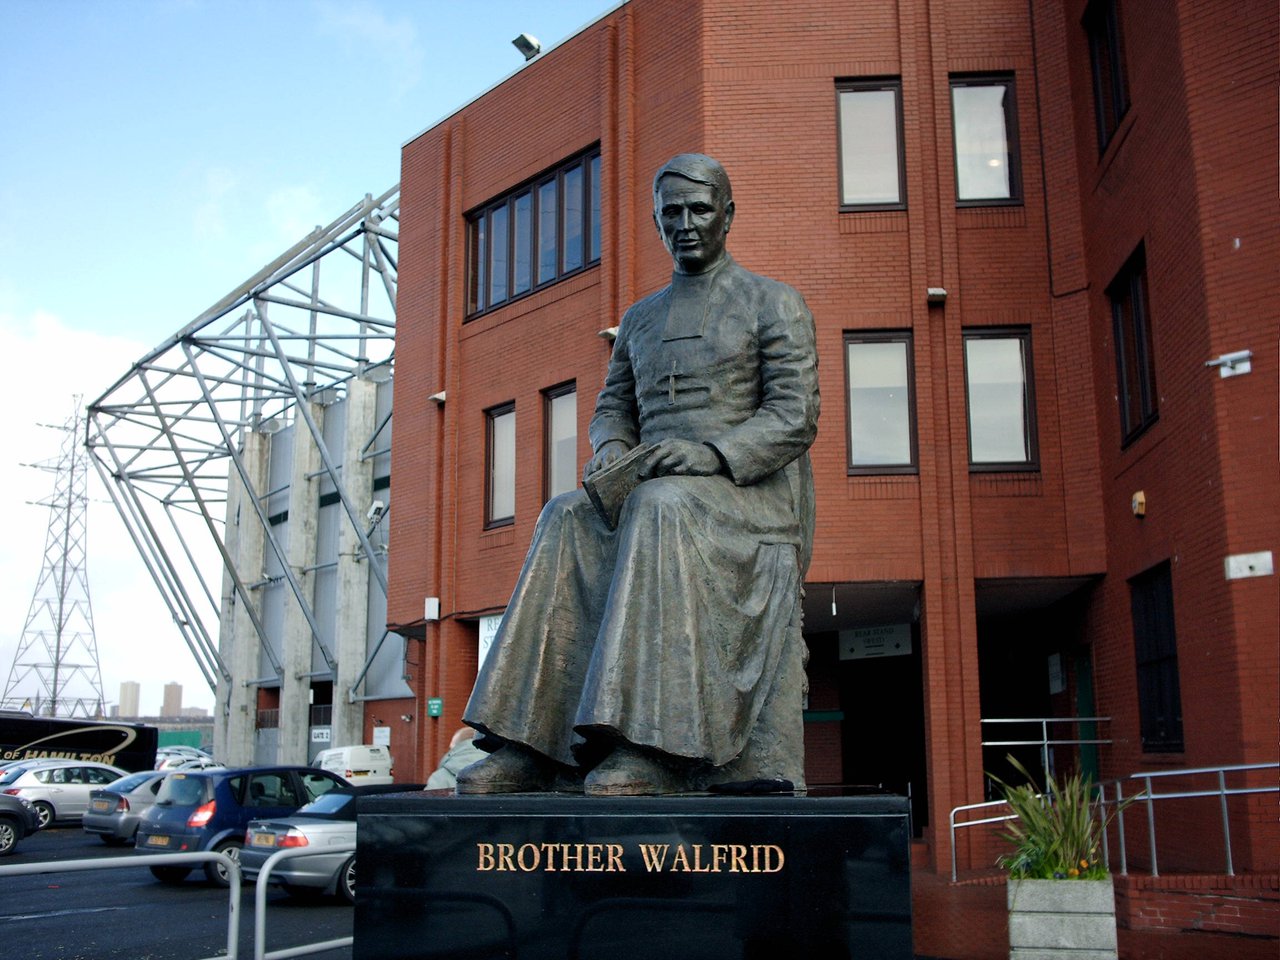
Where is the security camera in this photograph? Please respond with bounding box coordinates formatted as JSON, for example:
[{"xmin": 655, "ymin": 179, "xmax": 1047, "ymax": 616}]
[{"xmin": 366, "ymin": 499, "xmax": 386, "ymax": 521}]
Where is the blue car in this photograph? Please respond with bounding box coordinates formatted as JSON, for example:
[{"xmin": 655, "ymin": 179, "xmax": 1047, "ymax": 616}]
[{"xmin": 135, "ymin": 765, "xmax": 348, "ymax": 886}]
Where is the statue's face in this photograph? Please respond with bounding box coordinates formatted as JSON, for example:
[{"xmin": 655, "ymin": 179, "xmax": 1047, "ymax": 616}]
[{"xmin": 653, "ymin": 176, "xmax": 734, "ymax": 274}]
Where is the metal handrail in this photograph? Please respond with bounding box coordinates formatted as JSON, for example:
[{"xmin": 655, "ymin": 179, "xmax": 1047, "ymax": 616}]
[
  {"xmin": 0, "ymin": 851, "xmax": 242, "ymax": 960},
  {"xmin": 948, "ymin": 760, "xmax": 1279, "ymax": 882},
  {"xmin": 1100, "ymin": 761, "xmax": 1278, "ymax": 878},
  {"xmin": 981, "ymin": 716, "xmax": 1112, "ymax": 781},
  {"xmin": 252, "ymin": 842, "xmax": 356, "ymax": 960},
  {"xmin": 949, "ymin": 798, "xmax": 1018, "ymax": 881}
]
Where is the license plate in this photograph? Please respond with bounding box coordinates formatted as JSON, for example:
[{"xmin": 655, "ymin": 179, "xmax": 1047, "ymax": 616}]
[
  {"xmin": 144, "ymin": 834, "xmax": 171, "ymax": 848},
  {"xmin": 251, "ymin": 834, "xmax": 277, "ymax": 848},
  {"xmin": 91, "ymin": 800, "xmax": 111, "ymax": 812}
]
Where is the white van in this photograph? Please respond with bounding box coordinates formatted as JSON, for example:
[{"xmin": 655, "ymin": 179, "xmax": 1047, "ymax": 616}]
[{"xmin": 313, "ymin": 744, "xmax": 394, "ymax": 786}]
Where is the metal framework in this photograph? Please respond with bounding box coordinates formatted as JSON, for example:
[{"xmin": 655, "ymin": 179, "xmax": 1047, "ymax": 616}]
[
  {"xmin": 3, "ymin": 398, "xmax": 105, "ymax": 717},
  {"xmin": 84, "ymin": 187, "xmax": 399, "ymax": 705}
]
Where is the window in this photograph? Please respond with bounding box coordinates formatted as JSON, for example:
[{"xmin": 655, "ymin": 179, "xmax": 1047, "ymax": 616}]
[
  {"xmin": 486, "ymin": 403, "xmax": 516, "ymax": 527},
  {"xmin": 837, "ymin": 79, "xmax": 905, "ymax": 209},
  {"xmin": 963, "ymin": 329, "xmax": 1038, "ymax": 470},
  {"xmin": 1108, "ymin": 245, "xmax": 1158, "ymax": 444},
  {"xmin": 950, "ymin": 75, "xmax": 1021, "ymax": 204},
  {"xmin": 543, "ymin": 383, "xmax": 577, "ymax": 501},
  {"xmin": 467, "ymin": 147, "xmax": 602, "ymax": 317},
  {"xmin": 1129, "ymin": 561, "xmax": 1184, "ymax": 752},
  {"xmin": 299, "ymin": 771, "xmax": 344, "ymax": 802},
  {"xmin": 1084, "ymin": 0, "xmax": 1129, "ymax": 153},
  {"xmin": 845, "ymin": 332, "xmax": 916, "ymax": 473}
]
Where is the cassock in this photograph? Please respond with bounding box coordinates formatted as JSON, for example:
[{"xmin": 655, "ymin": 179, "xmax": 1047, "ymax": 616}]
[{"xmin": 463, "ymin": 255, "xmax": 819, "ymax": 782}]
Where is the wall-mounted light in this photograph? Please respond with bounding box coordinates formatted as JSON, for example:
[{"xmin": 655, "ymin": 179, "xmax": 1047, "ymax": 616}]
[
  {"xmin": 1205, "ymin": 349, "xmax": 1252, "ymax": 378},
  {"xmin": 926, "ymin": 287, "xmax": 948, "ymax": 305},
  {"xmin": 598, "ymin": 326, "xmax": 619, "ymax": 341},
  {"xmin": 512, "ymin": 33, "xmax": 541, "ymax": 60},
  {"xmin": 400, "ymin": 714, "xmax": 414, "ymax": 723},
  {"xmin": 428, "ymin": 390, "xmax": 447, "ymax": 405}
]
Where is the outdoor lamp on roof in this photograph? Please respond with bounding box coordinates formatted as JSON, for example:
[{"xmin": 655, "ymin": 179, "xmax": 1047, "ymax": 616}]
[{"xmin": 512, "ymin": 33, "xmax": 541, "ymax": 60}]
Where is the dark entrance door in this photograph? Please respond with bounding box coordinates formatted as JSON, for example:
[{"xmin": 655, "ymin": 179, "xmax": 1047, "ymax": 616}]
[{"xmin": 837, "ymin": 624, "xmax": 928, "ymax": 835}]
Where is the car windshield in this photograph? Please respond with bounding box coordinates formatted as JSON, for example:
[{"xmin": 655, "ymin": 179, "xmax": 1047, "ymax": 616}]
[
  {"xmin": 108, "ymin": 771, "xmax": 156, "ymax": 792},
  {"xmin": 155, "ymin": 774, "xmax": 209, "ymax": 806},
  {"xmin": 296, "ymin": 792, "xmax": 355, "ymax": 816}
]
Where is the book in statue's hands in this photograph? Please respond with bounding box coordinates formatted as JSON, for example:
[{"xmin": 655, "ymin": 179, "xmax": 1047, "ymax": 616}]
[{"xmin": 582, "ymin": 442, "xmax": 658, "ymax": 530}]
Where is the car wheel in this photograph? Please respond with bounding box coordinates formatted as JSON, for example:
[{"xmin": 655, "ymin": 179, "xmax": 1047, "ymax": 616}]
[
  {"xmin": 204, "ymin": 839, "xmax": 242, "ymax": 887},
  {"xmin": 32, "ymin": 802, "xmax": 54, "ymax": 830},
  {"xmin": 0, "ymin": 817, "xmax": 20, "ymax": 855},
  {"xmin": 149, "ymin": 865, "xmax": 192, "ymax": 883},
  {"xmin": 338, "ymin": 855, "xmax": 356, "ymax": 904}
]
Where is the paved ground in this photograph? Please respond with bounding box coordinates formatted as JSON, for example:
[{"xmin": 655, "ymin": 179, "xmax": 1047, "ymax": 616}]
[{"xmin": 0, "ymin": 824, "xmax": 352, "ymax": 960}]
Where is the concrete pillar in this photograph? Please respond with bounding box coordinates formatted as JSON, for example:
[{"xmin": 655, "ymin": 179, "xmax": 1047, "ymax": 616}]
[
  {"xmin": 278, "ymin": 407, "xmax": 325, "ymax": 764},
  {"xmin": 215, "ymin": 431, "xmax": 271, "ymax": 766},
  {"xmin": 331, "ymin": 377, "xmax": 377, "ymax": 748}
]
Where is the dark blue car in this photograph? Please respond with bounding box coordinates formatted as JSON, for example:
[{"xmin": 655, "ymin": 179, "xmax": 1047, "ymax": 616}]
[{"xmin": 135, "ymin": 765, "xmax": 348, "ymax": 886}]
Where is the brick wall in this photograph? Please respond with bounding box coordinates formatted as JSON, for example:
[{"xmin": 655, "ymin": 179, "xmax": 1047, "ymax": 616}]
[
  {"xmin": 1116, "ymin": 874, "xmax": 1280, "ymax": 939},
  {"xmin": 386, "ymin": 0, "xmax": 1276, "ymax": 874}
]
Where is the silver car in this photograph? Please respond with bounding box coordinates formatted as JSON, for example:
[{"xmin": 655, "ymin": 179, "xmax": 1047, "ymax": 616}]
[
  {"xmin": 0, "ymin": 760, "xmax": 127, "ymax": 828},
  {"xmin": 81, "ymin": 770, "xmax": 167, "ymax": 844},
  {"xmin": 242, "ymin": 784, "xmax": 419, "ymax": 903}
]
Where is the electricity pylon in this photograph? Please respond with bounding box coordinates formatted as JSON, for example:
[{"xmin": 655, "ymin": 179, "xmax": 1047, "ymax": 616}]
[{"xmin": 2, "ymin": 398, "xmax": 105, "ymax": 717}]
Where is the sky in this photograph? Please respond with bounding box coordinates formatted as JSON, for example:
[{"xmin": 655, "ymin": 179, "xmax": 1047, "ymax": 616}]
[{"xmin": 0, "ymin": 0, "xmax": 621, "ymax": 716}]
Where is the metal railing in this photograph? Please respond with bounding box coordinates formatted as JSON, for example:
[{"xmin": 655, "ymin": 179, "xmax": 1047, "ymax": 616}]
[
  {"xmin": 1100, "ymin": 761, "xmax": 1278, "ymax": 877},
  {"xmin": 252, "ymin": 843, "xmax": 356, "ymax": 960},
  {"xmin": 0, "ymin": 851, "xmax": 242, "ymax": 960},
  {"xmin": 981, "ymin": 715, "xmax": 1112, "ymax": 784},
  {"xmin": 948, "ymin": 759, "xmax": 1279, "ymax": 882}
]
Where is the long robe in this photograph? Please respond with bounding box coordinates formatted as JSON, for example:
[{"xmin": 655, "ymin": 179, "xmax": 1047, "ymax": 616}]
[{"xmin": 464, "ymin": 256, "xmax": 819, "ymax": 775}]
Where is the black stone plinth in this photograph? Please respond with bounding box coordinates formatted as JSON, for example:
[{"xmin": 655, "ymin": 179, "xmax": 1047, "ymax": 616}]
[{"xmin": 356, "ymin": 791, "xmax": 912, "ymax": 959}]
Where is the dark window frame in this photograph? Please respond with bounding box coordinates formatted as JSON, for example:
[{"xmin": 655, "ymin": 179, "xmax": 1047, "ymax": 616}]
[
  {"xmin": 1108, "ymin": 244, "xmax": 1158, "ymax": 446},
  {"xmin": 466, "ymin": 145, "xmax": 602, "ymax": 319},
  {"xmin": 836, "ymin": 78, "xmax": 908, "ymax": 212},
  {"xmin": 962, "ymin": 327, "xmax": 1040, "ymax": 472},
  {"xmin": 484, "ymin": 401, "xmax": 516, "ymax": 529},
  {"xmin": 1129, "ymin": 561, "xmax": 1184, "ymax": 753},
  {"xmin": 950, "ymin": 73, "xmax": 1023, "ymax": 207},
  {"xmin": 843, "ymin": 330, "xmax": 919, "ymax": 475},
  {"xmin": 542, "ymin": 380, "xmax": 577, "ymax": 504},
  {"xmin": 1084, "ymin": 0, "xmax": 1130, "ymax": 154}
]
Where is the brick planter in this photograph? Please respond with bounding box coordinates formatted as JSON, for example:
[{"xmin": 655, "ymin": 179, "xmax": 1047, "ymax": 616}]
[{"xmin": 1008, "ymin": 878, "xmax": 1117, "ymax": 959}]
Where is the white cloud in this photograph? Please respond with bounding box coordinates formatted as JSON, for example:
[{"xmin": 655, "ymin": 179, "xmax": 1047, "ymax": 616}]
[
  {"xmin": 0, "ymin": 308, "xmax": 216, "ymax": 715},
  {"xmin": 265, "ymin": 183, "xmax": 325, "ymax": 246},
  {"xmin": 192, "ymin": 166, "xmax": 240, "ymax": 242},
  {"xmin": 315, "ymin": 0, "xmax": 424, "ymax": 99}
]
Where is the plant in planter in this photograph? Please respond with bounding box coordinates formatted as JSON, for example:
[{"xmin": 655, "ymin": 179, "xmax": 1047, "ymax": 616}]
[{"xmin": 991, "ymin": 757, "xmax": 1136, "ymax": 960}]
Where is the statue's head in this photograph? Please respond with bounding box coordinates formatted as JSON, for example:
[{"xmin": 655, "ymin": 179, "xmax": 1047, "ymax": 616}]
[{"xmin": 652, "ymin": 153, "xmax": 735, "ymax": 275}]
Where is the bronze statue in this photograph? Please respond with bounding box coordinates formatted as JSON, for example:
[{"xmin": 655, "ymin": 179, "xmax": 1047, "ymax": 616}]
[{"xmin": 459, "ymin": 154, "xmax": 819, "ymax": 796}]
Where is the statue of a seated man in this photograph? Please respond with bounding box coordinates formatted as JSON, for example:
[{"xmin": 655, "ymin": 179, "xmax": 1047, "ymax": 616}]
[{"xmin": 459, "ymin": 153, "xmax": 819, "ymax": 796}]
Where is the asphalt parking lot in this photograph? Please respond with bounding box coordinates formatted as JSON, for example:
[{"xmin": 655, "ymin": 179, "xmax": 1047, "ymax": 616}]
[{"xmin": 0, "ymin": 824, "xmax": 353, "ymax": 960}]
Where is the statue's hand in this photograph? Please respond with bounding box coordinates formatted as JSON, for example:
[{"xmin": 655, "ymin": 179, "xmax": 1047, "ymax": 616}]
[
  {"xmin": 584, "ymin": 440, "xmax": 631, "ymax": 480},
  {"xmin": 643, "ymin": 438, "xmax": 721, "ymax": 478}
]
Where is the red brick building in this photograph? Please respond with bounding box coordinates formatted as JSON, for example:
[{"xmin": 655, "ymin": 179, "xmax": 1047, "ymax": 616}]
[{"xmin": 385, "ymin": 0, "xmax": 1277, "ymax": 882}]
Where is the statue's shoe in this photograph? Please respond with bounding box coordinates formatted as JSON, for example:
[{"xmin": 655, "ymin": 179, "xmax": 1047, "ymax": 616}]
[
  {"xmin": 455, "ymin": 745, "xmax": 554, "ymax": 794},
  {"xmin": 584, "ymin": 747, "xmax": 687, "ymax": 796}
]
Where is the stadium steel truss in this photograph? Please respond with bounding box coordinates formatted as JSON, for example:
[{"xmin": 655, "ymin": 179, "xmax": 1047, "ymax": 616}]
[{"xmin": 85, "ymin": 187, "xmax": 399, "ymax": 712}]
